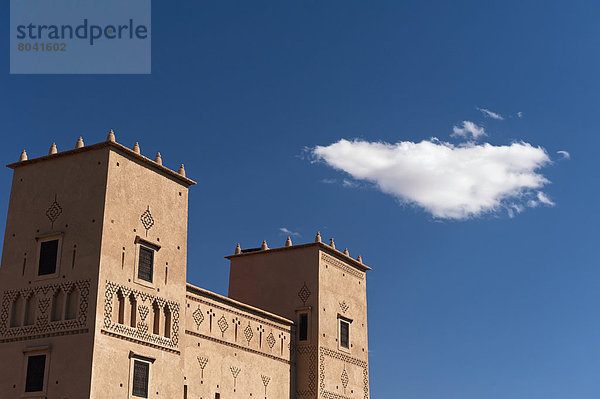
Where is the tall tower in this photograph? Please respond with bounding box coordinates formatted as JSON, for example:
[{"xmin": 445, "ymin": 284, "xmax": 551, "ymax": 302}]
[
  {"xmin": 227, "ymin": 235, "xmax": 371, "ymax": 399},
  {"xmin": 0, "ymin": 133, "xmax": 195, "ymax": 398}
]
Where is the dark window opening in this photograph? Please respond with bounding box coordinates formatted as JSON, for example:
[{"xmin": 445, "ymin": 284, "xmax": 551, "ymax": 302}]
[
  {"xmin": 132, "ymin": 360, "xmax": 149, "ymax": 398},
  {"xmin": 215, "ymin": 393, "xmax": 220, "ymax": 399},
  {"xmin": 164, "ymin": 307, "xmax": 171, "ymax": 338},
  {"xmin": 38, "ymin": 240, "xmax": 58, "ymax": 276},
  {"xmin": 138, "ymin": 246, "xmax": 154, "ymax": 283},
  {"xmin": 340, "ymin": 320, "xmax": 350, "ymax": 349},
  {"xmin": 25, "ymin": 354, "xmax": 46, "ymax": 392},
  {"xmin": 299, "ymin": 313, "xmax": 308, "ymax": 341}
]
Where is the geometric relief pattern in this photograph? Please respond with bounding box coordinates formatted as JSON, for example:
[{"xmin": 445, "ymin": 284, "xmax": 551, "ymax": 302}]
[
  {"xmin": 217, "ymin": 315, "xmax": 228, "ymax": 337},
  {"xmin": 243, "ymin": 322, "xmax": 253, "ymax": 345},
  {"xmin": 0, "ymin": 280, "xmax": 90, "ymax": 342},
  {"xmin": 266, "ymin": 331, "xmax": 276, "ymax": 349},
  {"xmin": 45, "ymin": 195, "xmax": 62, "ymax": 227},
  {"xmin": 296, "ymin": 345, "xmax": 317, "ymax": 397},
  {"xmin": 321, "ymin": 253, "xmax": 365, "ymax": 280},
  {"xmin": 298, "ymin": 282, "xmax": 311, "ymax": 306},
  {"xmin": 261, "ymin": 375, "xmax": 271, "ymax": 395},
  {"xmin": 339, "ymin": 301, "xmax": 349, "ymax": 314},
  {"xmin": 341, "ymin": 366, "xmax": 349, "ymax": 389},
  {"xmin": 140, "ymin": 206, "xmax": 154, "ymax": 236},
  {"xmin": 319, "ymin": 346, "xmax": 368, "ymax": 399},
  {"xmin": 103, "ymin": 281, "xmax": 180, "ymax": 349},
  {"xmin": 197, "ymin": 356, "xmax": 208, "ymax": 378},
  {"xmin": 192, "ymin": 306, "xmax": 204, "ymax": 328}
]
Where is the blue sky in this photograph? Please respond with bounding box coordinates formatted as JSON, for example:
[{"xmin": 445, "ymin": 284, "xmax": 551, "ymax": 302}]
[{"xmin": 1, "ymin": 1, "xmax": 599, "ymax": 397}]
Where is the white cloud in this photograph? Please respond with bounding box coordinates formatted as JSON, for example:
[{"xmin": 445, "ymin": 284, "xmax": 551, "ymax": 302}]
[
  {"xmin": 557, "ymin": 150, "xmax": 570, "ymax": 160},
  {"xmin": 517, "ymin": 111, "xmax": 524, "ymax": 118},
  {"xmin": 279, "ymin": 227, "xmax": 301, "ymax": 237},
  {"xmin": 312, "ymin": 139, "xmax": 553, "ymax": 219},
  {"xmin": 452, "ymin": 121, "xmax": 486, "ymax": 139},
  {"xmin": 536, "ymin": 191, "xmax": 555, "ymax": 206},
  {"xmin": 477, "ymin": 107, "xmax": 504, "ymax": 120}
]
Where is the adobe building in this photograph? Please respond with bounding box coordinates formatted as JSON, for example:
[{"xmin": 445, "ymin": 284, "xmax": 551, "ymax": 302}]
[{"xmin": 0, "ymin": 131, "xmax": 371, "ymax": 399}]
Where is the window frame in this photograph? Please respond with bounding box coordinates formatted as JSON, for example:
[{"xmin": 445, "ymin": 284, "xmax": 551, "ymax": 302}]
[
  {"xmin": 133, "ymin": 236, "xmax": 160, "ymax": 289},
  {"xmin": 128, "ymin": 351, "xmax": 155, "ymax": 399},
  {"xmin": 295, "ymin": 307, "xmax": 312, "ymax": 343},
  {"xmin": 338, "ymin": 316, "xmax": 352, "ymax": 352},
  {"xmin": 34, "ymin": 232, "xmax": 63, "ymax": 281},
  {"xmin": 22, "ymin": 346, "xmax": 50, "ymax": 397}
]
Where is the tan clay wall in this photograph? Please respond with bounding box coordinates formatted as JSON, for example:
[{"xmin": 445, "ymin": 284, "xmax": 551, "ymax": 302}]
[
  {"xmin": 89, "ymin": 147, "xmax": 191, "ymax": 399},
  {"xmin": 227, "ymin": 245, "xmax": 320, "ymax": 399},
  {"xmin": 183, "ymin": 285, "xmax": 293, "ymax": 399},
  {"xmin": 0, "ymin": 147, "xmax": 110, "ymax": 398},
  {"xmin": 318, "ymin": 250, "xmax": 370, "ymax": 399}
]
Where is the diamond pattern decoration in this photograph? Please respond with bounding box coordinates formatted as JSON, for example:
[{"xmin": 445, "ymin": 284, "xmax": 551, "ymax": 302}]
[
  {"xmin": 192, "ymin": 306, "xmax": 204, "ymax": 328},
  {"xmin": 298, "ymin": 282, "xmax": 311, "ymax": 305},
  {"xmin": 341, "ymin": 366, "xmax": 349, "ymax": 389},
  {"xmin": 140, "ymin": 206, "xmax": 154, "ymax": 235},
  {"xmin": 244, "ymin": 322, "xmax": 254, "ymax": 345},
  {"xmin": 217, "ymin": 315, "xmax": 228, "ymax": 336},
  {"xmin": 45, "ymin": 196, "xmax": 62, "ymax": 227},
  {"xmin": 266, "ymin": 331, "xmax": 276, "ymax": 349}
]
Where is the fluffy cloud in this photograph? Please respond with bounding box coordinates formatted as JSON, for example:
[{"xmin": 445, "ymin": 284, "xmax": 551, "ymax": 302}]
[
  {"xmin": 477, "ymin": 107, "xmax": 504, "ymax": 120},
  {"xmin": 312, "ymin": 139, "xmax": 553, "ymax": 219},
  {"xmin": 556, "ymin": 150, "xmax": 570, "ymax": 160},
  {"xmin": 452, "ymin": 121, "xmax": 486, "ymax": 139}
]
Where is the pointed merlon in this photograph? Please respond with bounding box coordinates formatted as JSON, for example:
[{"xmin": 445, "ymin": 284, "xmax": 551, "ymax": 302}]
[
  {"xmin": 285, "ymin": 236, "xmax": 292, "ymax": 247},
  {"xmin": 329, "ymin": 238, "xmax": 335, "ymax": 249},
  {"xmin": 75, "ymin": 136, "xmax": 84, "ymax": 148},
  {"xmin": 107, "ymin": 129, "xmax": 116, "ymax": 142},
  {"xmin": 343, "ymin": 248, "xmax": 349, "ymax": 256},
  {"xmin": 235, "ymin": 243, "xmax": 241, "ymax": 255},
  {"xmin": 49, "ymin": 143, "xmax": 58, "ymax": 155},
  {"xmin": 261, "ymin": 240, "xmax": 269, "ymax": 250},
  {"xmin": 178, "ymin": 164, "xmax": 186, "ymax": 177},
  {"xmin": 315, "ymin": 231, "xmax": 322, "ymax": 243},
  {"xmin": 133, "ymin": 142, "xmax": 141, "ymax": 154},
  {"xmin": 357, "ymin": 255, "xmax": 363, "ymax": 263},
  {"xmin": 19, "ymin": 150, "xmax": 27, "ymax": 162},
  {"xmin": 154, "ymin": 152, "xmax": 162, "ymax": 165}
]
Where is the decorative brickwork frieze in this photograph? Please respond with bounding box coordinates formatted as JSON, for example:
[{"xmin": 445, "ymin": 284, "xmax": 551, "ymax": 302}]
[
  {"xmin": 103, "ymin": 281, "xmax": 179, "ymax": 350},
  {"xmin": 0, "ymin": 280, "xmax": 90, "ymax": 343},
  {"xmin": 296, "ymin": 344, "xmax": 317, "ymax": 397},
  {"xmin": 321, "ymin": 253, "xmax": 364, "ymax": 280},
  {"xmin": 319, "ymin": 346, "xmax": 369, "ymax": 399}
]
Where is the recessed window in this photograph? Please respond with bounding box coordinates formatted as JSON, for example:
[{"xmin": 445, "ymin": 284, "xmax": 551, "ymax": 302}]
[
  {"xmin": 132, "ymin": 360, "xmax": 149, "ymax": 398},
  {"xmin": 25, "ymin": 354, "xmax": 46, "ymax": 392},
  {"xmin": 339, "ymin": 319, "xmax": 350, "ymax": 349},
  {"xmin": 38, "ymin": 239, "xmax": 59, "ymax": 276},
  {"xmin": 137, "ymin": 246, "xmax": 154, "ymax": 283},
  {"xmin": 299, "ymin": 313, "xmax": 308, "ymax": 341}
]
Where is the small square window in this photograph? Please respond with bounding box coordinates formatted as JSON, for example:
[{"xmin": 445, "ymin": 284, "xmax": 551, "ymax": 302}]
[
  {"xmin": 132, "ymin": 360, "xmax": 149, "ymax": 398},
  {"xmin": 339, "ymin": 319, "xmax": 350, "ymax": 349},
  {"xmin": 137, "ymin": 247, "xmax": 154, "ymax": 283},
  {"xmin": 38, "ymin": 240, "xmax": 58, "ymax": 276},
  {"xmin": 25, "ymin": 354, "xmax": 46, "ymax": 392}
]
